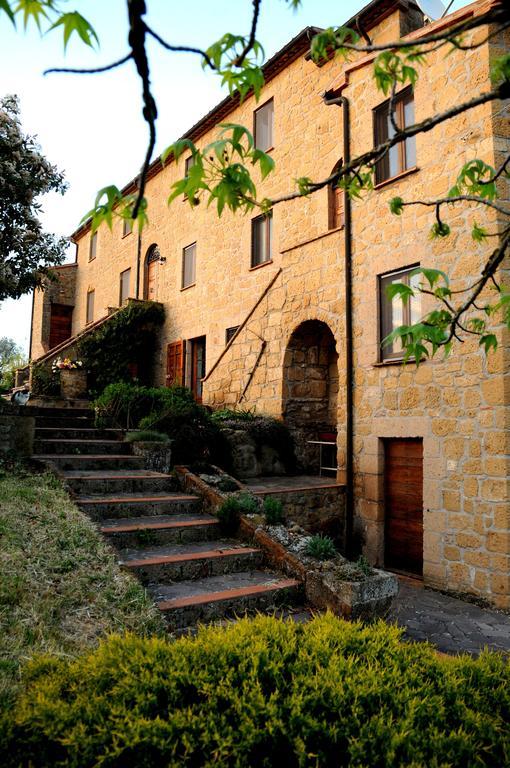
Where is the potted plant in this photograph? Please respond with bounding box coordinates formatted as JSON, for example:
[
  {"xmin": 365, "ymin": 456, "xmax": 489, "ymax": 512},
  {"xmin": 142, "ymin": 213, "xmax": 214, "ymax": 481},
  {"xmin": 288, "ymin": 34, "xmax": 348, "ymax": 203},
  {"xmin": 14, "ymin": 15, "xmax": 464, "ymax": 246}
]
[{"xmin": 52, "ymin": 357, "xmax": 87, "ymax": 399}]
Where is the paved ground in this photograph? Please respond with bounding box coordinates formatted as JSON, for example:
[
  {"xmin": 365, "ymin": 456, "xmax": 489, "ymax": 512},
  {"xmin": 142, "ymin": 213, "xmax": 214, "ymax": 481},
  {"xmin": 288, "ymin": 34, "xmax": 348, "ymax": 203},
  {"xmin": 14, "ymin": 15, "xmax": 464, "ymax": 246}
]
[{"xmin": 388, "ymin": 577, "xmax": 510, "ymax": 656}]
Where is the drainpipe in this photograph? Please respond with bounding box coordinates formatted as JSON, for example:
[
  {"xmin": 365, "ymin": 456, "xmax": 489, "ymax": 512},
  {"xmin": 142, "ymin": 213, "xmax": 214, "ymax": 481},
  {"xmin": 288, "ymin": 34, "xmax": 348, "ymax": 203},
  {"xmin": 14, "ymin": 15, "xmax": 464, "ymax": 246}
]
[
  {"xmin": 323, "ymin": 92, "xmax": 354, "ymax": 558},
  {"xmin": 135, "ymin": 231, "xmax": 142, "ymax": 299}
]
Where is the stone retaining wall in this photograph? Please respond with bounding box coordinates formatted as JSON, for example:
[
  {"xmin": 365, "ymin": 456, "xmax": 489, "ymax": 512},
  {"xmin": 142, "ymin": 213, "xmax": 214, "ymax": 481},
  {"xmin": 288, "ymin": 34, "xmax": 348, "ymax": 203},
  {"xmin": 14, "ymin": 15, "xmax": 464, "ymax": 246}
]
[{"xmin": 0, "ymin": 410, "xmax": 35, "ymax": 456}]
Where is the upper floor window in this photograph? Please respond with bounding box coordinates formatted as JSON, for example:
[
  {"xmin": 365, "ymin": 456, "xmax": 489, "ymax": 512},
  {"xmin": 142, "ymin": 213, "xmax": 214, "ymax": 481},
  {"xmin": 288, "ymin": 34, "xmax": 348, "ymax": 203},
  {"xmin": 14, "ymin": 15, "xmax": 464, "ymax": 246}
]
[
  {"xmin": 89, "ymin": 232, "xmax": 97, "ymax": 261},
  {"xmin": 119, "ymin": 268, "xmax": 131, "ymax": 305},
  {"xmin": 122, "ymin": 218, "xmax": 132, "ymax": 237},
  {"xmin": 254, "ymin": 99, "xmax": 274, "ymax": 152},
  {"xmin": 374, "ymin": 87, "xmax": 416, "ymax": 185},
  {"xmin": 185, "ymin": 155, "xmax": 195, "ymax": 176},
  {"xmin": 379, "ymin": 266, "xmax": 421, "ymax": 361},
  {"xmin": 251, "ymin": 213, "xmax": 272, "ymax": 268},
  {"xmin": 328, "ymin": 160, "xmax": 344, "ymax": 230},
  {"xmin": 182, "ymin": 242, "xmax": 196, "ymax": 289},
  {"xmin": 86, "ymin": 289, "xmax": 95, "ymax": 324}
]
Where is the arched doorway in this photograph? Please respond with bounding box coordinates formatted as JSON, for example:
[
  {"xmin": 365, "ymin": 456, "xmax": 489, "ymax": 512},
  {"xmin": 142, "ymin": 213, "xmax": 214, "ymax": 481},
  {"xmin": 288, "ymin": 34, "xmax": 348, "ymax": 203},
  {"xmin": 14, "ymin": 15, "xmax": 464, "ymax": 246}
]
[
  {"xmin": 144, "ymin": 244, "xmax": 160, "ymax": 300},
  {"xmin": 282, "ymin": 320, "xmax": 339, "ymax": 472}
]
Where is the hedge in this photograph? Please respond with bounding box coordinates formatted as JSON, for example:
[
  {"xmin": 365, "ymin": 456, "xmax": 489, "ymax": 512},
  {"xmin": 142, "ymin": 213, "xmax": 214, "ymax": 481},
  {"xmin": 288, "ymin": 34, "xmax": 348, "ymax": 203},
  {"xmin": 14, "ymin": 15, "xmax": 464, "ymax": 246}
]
[{"xmin": 5, "ymin": 614, "xmax": 510, "ymax": 767}]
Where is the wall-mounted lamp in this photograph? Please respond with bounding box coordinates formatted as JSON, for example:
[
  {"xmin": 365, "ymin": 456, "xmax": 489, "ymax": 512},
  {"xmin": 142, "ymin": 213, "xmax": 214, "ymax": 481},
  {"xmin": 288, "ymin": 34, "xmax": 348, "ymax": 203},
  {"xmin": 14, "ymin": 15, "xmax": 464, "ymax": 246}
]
[{"xmin": 159, "ymin": 256, "xmax": 167, "ymax": 264}]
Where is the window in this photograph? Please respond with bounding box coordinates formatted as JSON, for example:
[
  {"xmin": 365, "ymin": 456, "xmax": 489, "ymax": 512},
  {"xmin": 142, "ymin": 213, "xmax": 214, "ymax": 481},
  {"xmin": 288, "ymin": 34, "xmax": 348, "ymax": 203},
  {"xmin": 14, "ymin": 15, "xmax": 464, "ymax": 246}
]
[
  {"xmin": 86, "ymin": 290, "xmax": 95, "ymax": 324},
  {"xmin": 185, "ymin": 155, "xmax": 195, "ymax": 176},
  {"xmin": 184, "ymin": 336, "xmax": 206, "ymax": 402},
  {"xmin": 251, "ymin": 213, "xmax": 272, "ymax": 268},
  {"xmin": 374, "ymin": 87, "xmax": 416, "ymax": 185},
  {"xmin": 119, "ymin": 268, "xmax": 131, "ymax": 305},
  {"xmin": 182, "ymin": 242, "xmax": 196, "ymax": 288},
  {"xmin": 122, "ymin": 218, "xmax": 132, "ymax": 237},
  {"xmin": 379, "ymin": 267, "xmax": 421, "ymax": 361},
  {"xmin": 328, "ymin": 160, "xmax": 344, "ymax": 230},
  {"xmin": 225, "ymin": 326, "xmax": 240, "ymax": 344},
  {"xmin": 254, "ymin": 99, "xmax": 274, "ymax": 151},
  {"xmin": 89, "ymin": 232, "xmax": 97, "ymax": 261}
]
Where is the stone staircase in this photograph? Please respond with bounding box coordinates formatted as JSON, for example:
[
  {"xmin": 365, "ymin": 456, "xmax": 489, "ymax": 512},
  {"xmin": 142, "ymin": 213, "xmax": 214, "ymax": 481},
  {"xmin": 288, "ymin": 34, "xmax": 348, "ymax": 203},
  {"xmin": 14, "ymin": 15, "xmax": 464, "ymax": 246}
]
[{"xmin": 31, "ymin": 406, "xmax": 302, "ymax": 631}]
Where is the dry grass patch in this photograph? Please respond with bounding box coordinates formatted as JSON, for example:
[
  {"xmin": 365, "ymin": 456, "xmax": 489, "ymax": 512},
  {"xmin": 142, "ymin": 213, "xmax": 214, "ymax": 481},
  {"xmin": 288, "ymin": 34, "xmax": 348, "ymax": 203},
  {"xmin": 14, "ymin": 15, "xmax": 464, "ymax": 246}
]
[{"xmin": 0, "ymin": 466, "xmax": 165, "ymax": 714}]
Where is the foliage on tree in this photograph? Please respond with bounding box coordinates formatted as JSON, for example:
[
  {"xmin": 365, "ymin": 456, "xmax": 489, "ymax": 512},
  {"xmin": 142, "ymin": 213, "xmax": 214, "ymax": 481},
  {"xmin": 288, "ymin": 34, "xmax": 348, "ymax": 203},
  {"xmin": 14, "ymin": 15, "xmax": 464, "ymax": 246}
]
[
  {"xmin": 1, "ymin": 0, "xmax": 509, "ymax": 356},
  {"xmin": 0, "ymin": 336, "xmax": 26, "ymax": 390},
  {"xmin": 0, "ymin": 94, "xmax": 68, "ymax": 300}
]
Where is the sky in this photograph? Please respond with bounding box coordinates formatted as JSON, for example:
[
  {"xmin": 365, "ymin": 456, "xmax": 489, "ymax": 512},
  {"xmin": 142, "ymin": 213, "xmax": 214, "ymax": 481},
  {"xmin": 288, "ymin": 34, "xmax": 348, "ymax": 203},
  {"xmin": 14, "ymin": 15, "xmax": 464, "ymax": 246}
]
[{"xmin": 0, "ymin": 0, "xmax": 470, "ymax": 355}]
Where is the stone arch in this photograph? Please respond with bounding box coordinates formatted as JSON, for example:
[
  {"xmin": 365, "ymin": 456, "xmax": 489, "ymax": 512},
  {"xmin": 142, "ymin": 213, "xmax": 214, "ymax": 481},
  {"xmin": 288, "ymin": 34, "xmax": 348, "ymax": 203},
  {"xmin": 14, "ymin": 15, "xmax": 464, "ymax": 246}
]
[
  {"xmin": 282, "ymin": 319, "xmax": 339, "ymax": 471},
  {"xmin": 144, "ymin": 244, "xmax": 160, "ymax": 300}
]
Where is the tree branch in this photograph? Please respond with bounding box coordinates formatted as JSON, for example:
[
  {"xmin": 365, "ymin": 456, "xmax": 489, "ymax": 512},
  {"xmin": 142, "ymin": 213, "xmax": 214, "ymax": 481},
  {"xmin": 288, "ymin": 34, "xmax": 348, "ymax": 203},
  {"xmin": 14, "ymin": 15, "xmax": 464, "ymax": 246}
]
[
  {"xmin": 43, "ymin": 53, "xmax": 132, "ymax": 76},
  {"xmin": 233, "ymin": 0, "xmax": 261, "ymax": 66},
  {"xmin": 144, "ymin": 26, "xmax": 215, "ymax": 69}
]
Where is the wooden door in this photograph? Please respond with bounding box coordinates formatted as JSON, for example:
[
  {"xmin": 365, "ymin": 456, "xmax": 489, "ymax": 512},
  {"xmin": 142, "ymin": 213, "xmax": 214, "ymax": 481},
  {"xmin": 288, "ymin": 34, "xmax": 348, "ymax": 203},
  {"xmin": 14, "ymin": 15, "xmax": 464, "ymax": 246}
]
[
  {"xmin": 384, "ymin": 438, "xmax": 423, "ymax": 576},
  {"xmin": 49, "ymin": 304, "xmax": 73, "ymax": 349},
  {"xmin": 146, "ymin": 259, "xmax": 157, "ymax": 300},
  {"xmin": 166, "ymin": 341, "xmax": 183, "ymax": 387}
]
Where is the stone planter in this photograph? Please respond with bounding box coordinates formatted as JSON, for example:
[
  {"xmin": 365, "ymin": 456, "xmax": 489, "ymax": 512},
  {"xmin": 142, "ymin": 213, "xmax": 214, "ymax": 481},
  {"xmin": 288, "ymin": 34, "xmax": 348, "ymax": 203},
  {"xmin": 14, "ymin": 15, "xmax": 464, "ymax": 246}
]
[
  {"xmin": 60, "ymin": 369, "xmax": 87, "ymax": 399},
  {"xmin": 131, "ymin": 441, "xmax": 172, "ymax": 473}
]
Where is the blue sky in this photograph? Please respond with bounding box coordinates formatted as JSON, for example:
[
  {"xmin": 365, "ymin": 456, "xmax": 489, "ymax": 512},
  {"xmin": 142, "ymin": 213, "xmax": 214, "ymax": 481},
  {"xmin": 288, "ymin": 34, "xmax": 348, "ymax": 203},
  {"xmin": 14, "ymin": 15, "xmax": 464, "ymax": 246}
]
[{"xmin": 0, "ymin": 0, "xmax": 470, "ymax": 354}]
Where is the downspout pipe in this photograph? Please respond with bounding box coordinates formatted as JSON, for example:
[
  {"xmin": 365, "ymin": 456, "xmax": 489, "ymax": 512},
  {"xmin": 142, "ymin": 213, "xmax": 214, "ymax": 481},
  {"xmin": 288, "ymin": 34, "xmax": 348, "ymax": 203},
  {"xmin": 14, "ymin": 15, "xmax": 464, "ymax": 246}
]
[
  {"xmin": 323, "ymin": 91, "xmax": 354, "ymax": 558},
  {"xmin": 135, "ymin": 232, "xmax": 142, "ymax": 299}
]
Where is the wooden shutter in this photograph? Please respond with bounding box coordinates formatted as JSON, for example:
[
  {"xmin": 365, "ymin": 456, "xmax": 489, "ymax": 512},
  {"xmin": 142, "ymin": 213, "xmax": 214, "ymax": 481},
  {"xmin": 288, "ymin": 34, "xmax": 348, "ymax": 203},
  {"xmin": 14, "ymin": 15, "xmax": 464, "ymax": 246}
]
[{"xmin": 166, "ymin": 340, "xmax": 184, "ymax": 386}]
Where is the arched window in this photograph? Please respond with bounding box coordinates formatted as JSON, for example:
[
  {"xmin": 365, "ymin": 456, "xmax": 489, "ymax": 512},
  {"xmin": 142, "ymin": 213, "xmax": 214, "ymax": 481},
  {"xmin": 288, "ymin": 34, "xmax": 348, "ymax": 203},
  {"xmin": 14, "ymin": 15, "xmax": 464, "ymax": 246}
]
[
  {"xmin": 144, "ymin": 244, "xmax": 160, "ymax": 300},
  {"xmin": 328, "ymin": 160, "xmax": 344, "ymax": 230}
]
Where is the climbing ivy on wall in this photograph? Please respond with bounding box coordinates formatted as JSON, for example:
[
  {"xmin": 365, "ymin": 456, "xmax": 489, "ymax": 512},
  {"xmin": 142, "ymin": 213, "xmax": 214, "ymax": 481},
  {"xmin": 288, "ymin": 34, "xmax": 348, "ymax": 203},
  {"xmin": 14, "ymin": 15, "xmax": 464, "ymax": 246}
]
[{"xmin": 78, "ymin": 301, "xmax": 165, "ymax": 395}]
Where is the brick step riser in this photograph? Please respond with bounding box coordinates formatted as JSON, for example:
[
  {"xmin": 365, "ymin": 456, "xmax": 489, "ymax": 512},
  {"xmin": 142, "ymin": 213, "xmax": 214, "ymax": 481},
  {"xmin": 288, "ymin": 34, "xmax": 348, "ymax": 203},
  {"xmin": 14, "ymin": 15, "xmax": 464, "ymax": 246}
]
[
  {"xmin": 127, "ymin": 550, "xmax": 264, "ymax": 585},
  {"xmin": 34, "ymin": 417, "xmax": 96, "ymax": 429},
  {"xmin": 26, "ymin": 407, "xmax": 94, "ymax": 418},
  {"xmin": 67, "ymin": 477, "xmax": 177, "ymax": 495},
  {"xmin": 43, "ymin": 456, "xmax": 144, "ymax": 472},
  {"xmin": 162, "ymin": 583, "xmax": 303, "ymax": 631},
  {"xmin": 34, "ymin": 440, "xmax": 130, "ymax": 456},
  {"xmin": 78, "ymin": 499, "xmax": 199, "ymax": 521},
  {"xmin": 34, "ymin": 428, "xmax": 124, "ymax": 440},
  {"xmin": 104, "ymin": 524, "xmax": 220, "ymax": 549}
]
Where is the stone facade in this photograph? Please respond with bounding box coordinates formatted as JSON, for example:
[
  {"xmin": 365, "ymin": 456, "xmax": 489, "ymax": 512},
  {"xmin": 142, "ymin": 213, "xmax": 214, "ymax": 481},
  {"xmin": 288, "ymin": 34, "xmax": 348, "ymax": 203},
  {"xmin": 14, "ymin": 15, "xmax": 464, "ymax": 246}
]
[
  {"xmin": 31, "ymin": 264, "xmax": 77, "ymax": 359},
  {"xmin": 29, "ymin": 0, "xmax": 510, "ymax": 607}
]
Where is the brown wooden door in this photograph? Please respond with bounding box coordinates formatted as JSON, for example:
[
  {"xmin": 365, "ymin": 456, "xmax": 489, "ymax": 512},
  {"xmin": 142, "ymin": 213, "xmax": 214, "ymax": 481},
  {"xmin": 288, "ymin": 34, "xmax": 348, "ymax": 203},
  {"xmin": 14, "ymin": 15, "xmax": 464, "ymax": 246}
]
[
  {"xmin": 384, "ymin": 438, "xmax": 423, "ymax": 576},
  {"xmin": 49, "ymin": 304, "xmax": 73, "ymax": 349},
  {"xmin": 166, "ymin": 341, "xmax": 183, "ymax": 387}
]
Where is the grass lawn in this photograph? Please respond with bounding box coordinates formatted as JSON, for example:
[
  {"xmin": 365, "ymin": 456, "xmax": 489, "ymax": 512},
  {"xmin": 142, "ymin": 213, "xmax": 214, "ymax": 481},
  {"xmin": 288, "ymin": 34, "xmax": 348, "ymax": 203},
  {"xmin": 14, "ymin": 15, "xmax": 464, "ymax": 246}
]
[{"xmin": 0, "ymin": 464, "xmax": 165, "ymax": 714}]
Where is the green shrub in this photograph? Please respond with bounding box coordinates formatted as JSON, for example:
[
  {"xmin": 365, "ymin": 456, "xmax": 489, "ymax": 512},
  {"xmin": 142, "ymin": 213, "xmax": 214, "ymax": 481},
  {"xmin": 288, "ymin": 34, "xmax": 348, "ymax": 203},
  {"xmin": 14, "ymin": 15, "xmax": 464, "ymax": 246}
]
[
  {"xmin": 31, "ymin": 363, "xmax": 60, "ymax": 397},
  {"xmin": 216, "ymin": 477, "xmax": 239, "ymax": 492},
  {"xmin": 236, "ymin": 492, "xmax": 259, "ymax": 515},
  {"xmin": 263, "ymin": 496, "xmax": 284, "ymax": 524},
  {"xmin": 93, "ymin": 383, "xmax": 195, "ymax": 430},
  {"xmin": 355, "ymin": 554, "xmax": 373, "ymax": 576},
  {"xmin": 5, "ymin": 615, "xmax": 510, "ymax": 767},
  {"xmin": 211, "ymin": 407, "xmax": 256, "ymax": 422},
  {"xmin": 78, "ymin": 301, "xmax": 165, "ymax": 394},
  {"xmin": 125, "ymin": 430, "xmax": 170, "ymax": 443},
  {"xmin": 216, "ymin": 497, "xmax": 241, "ymax": 533},
  {"xmin": 305, "ymin": 534, "xmax": 337, "ymax": 560}
]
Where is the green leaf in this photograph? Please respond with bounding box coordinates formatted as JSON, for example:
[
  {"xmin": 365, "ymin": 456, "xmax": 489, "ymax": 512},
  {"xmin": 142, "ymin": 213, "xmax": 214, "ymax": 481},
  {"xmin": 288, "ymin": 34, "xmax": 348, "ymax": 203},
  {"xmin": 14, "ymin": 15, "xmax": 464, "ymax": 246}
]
[
  {"xmin": 414, "ymin": 267, "xmax": 449, "ymax": 288},
  {"xmin": 16, "ymin": 0, "xmax": 50, "ymax": 31},
  {"xmin": 385, "ymin": 283, "xmax": 415, "ymax": 303},
  {"xmin": 479, "ymin": 334, "xmax": 498, "ymax": 353},
  {"xmin": 0, "ymin": 0, "xmax": 15, "ymax": 23},
  {"xmin": 49, "ymin": 11, "xmax": 99, "ymax": 50},
  {"xmin": 430, "ymin": 221, "xmax": 451, "ymax": 238},
  {"xmin": 472, "ymin": 222, "xmax": 488, "ymax": 242},
  {"xmin": 389, "ymin": 196, "xmax": 404, "ymax": 215}
]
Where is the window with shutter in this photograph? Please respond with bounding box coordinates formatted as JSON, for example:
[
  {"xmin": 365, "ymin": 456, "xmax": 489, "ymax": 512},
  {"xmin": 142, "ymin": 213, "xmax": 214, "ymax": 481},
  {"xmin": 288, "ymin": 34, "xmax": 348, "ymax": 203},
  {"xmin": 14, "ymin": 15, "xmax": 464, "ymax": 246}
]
[
  {"xmin": 374, "ymin": 87, "xmax": 416, "ymax": 184},
  {"xmin": 166, "ymin": 340, "xmax": 184, "ymax": 386},
  {"xmin": 251, "ymin": 213, "xmax": 272, "ymax": 268},
  {"xmin": 379, "ymin": 266, "xmax": 421, "ymax": 360},
  {"xmin": 254, "ymin": 99, "xmax": 274, "ymax": 152},
  {"xmin": 182, "ymin": 242, "xmax": 196, "ymax": 288},
  {"xmin": 328, "ymin": 160, "xmax": 344, "ymax": 230}
]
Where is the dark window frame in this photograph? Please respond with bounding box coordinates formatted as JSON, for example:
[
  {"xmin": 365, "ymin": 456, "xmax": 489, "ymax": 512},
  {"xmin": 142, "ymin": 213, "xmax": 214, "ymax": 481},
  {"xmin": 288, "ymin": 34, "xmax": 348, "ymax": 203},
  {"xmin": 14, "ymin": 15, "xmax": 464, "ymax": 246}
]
[
  {"xmin": 328, "ymin": 159, "xmax": 344, "ymax": 230},
  {"xmin": 122, "ymin": 218, "xmax": 132, "ymax": 238},
  {"xmin": 182, "ymin": 242, "xmax": 197, "ymax": 289},
  {"xmin": 119, "ymin": 268, "xmax": 131, "ymax": 306},
  {"xmin": 225, "ymin": 326, "xmax": 239, "ymax": 344},
  {"xmin": 184, "ymin": 335, "xmax": 206, "ymax": 402},
  {"xmin": 373, "ymin": 86, "xmax": 416, "ymax": 185},
  {"xmin": 378, "ymin": 264, "xmax": 421, "ymax": 362},
  {"xmin": 254, "ymin": 98, "xmax": 274, "ymax": 152},
  {"xmin": 89, "ymin": 232, "xmax": 97, "ymax": 261},
  {"xmin": 251, "ymin": 213, "xmax": 272, "ymax": 269},
  {"xmin": 86, "ymin": 289, "xmax": 95, "ymax": 325}
]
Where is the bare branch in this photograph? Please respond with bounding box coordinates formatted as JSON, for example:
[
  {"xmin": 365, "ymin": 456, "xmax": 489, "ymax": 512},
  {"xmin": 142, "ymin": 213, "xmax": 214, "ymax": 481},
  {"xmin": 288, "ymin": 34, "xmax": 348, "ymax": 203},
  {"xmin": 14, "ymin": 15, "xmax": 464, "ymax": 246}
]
[
  {"xmin": 145, "ymin": 26, "xmax": 215, "ymax": 69},
  {"xmin": 400, "ymin": 194, "xmax": 510, "ymax": 217},
  {"xmin": 44, "ymin": 53, "xmax": 132, "ymax": 76},
  {"xmin": 233, "ymin": 0, "xmax": 262, "ymax": 66}
]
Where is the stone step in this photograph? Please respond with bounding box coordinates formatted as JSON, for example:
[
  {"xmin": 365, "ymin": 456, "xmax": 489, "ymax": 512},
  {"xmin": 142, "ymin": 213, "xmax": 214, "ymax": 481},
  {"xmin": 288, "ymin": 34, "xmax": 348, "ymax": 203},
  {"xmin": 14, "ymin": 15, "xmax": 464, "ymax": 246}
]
[
  {"xmin": 34, "ymin": 439, "xmax": 130, "ymax": 455},
  {"xmin": 33, "ymin": 416, "xmax": 97, "ymax": 429},
  {"xmin": 34, "ymin": 427, "xmax": 124, "ymax": 441},
  {"xmin": 119, "ymin": 540, "xmax": 264, "ymax": 584},
  {"xmin": 100, "ymin": 514, "xmax": 220, "ymax": 548},
  {"xmin": 76, "ymin": 492, "xmax": 199, "ymax": 520},
  {"xmin": 35, "ymin": 454, "xmax": 144, "ymax": 472},
  {"xmin": 25, "ymin": 406, "xmax": 94, "ymax": 418},
  {"xmin": 151, "ymin": 571, "xmax": 303, "ymax": 630},
  {"xmin": 62, "ymin": 470, "xmax": 176, "ymax": 495}
]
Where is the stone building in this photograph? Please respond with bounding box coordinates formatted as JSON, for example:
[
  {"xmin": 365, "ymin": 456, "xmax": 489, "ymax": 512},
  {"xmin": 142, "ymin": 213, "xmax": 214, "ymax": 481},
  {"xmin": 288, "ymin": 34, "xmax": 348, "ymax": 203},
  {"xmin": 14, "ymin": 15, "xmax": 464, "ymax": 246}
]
[{"xmin": 29, "ymin": 0, "xmax": 510, "ymax": 607}]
